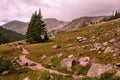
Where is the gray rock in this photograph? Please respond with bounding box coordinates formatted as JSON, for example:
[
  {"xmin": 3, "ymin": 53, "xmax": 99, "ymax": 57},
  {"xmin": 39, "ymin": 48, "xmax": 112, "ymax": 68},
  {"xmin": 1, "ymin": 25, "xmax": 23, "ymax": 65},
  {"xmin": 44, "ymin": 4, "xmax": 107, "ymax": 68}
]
[
  {"xmin": 58, "ymin": 52, "xmax": 63, "ymax": 58},
  {"xmin": 115, "ymin": 71, "xmax": 120, "ymax": 77},
  {"xmin": 104, "ymin": 47, "xmax": 113, "ymax": 53},
  {"xmin": 1, "ymin": 71, "xmax": 9, "ymax": 75},
  {"xmin": 41, "ymin": 55, "xmax": 47, "ymax": 60},
  {"xmin": 52, "ymin": 45, "xmax": 61, "ymax": 49},
  {"xmin": 103, "ymin": 42, "xmax": 108, "ymax": 46},
  {"xmin": 23, "ymin": 77, "xmax": 30, "ymax": 80},
  {"xmin": 73, "ymin": 75, "xmax": 85, "ymax": 80},
  {"xmin": 67, "ymin": 44, "xmax": 73, "ymax": 47},
  {"xmin": 79, "ymin": 57, "xmax": 90, "ymax": 67},
  {"xmin": 60, "ymin": 55, "xmax": 76, "ymax": 70},
  {"xmin": 76, "ymin": 36, "xmax": 87, "ymax": 42},
  {"xmin": 93, "ymin": 42, "xmax": 105, "ymax": 51},
  {"xmin": 109, "ymin": 39, "xmax": 116, "ymax": 44},
  {"xmin": 92, "ymin": 36, "xmax": 96, "ymax": 39},
  {"xmin": 87, "ymin": 64, "xmax": 113, "ymax": 77}
]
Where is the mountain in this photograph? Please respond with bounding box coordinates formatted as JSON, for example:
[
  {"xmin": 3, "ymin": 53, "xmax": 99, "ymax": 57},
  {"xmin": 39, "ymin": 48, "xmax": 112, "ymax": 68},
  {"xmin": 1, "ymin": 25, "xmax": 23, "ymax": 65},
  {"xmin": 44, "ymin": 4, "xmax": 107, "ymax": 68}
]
[
  {"xmin": 43, "ymin": 18, "xmax": 69, "ymax": 32},
  {"xmin": 2, "ymin": 20, "xmax": 28, "ymax": 35},
  {"xmin": 0, "ymin": 27, "xmax": 25, "ymax": 44},
  {"xmin": 1, "ymin": 18, "xmax": 69, "ymax": 35},
  {"xmin": 63, "ymin": 16, "xmax": 109, "ymax": 31}
]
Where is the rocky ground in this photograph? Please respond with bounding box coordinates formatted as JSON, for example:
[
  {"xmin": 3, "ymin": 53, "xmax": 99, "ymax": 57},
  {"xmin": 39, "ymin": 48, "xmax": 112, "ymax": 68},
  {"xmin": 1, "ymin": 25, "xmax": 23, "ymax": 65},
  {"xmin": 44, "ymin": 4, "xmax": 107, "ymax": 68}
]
[{"xmin": 1, "ymin": 19, "xmax": 120, "ymax": 80}]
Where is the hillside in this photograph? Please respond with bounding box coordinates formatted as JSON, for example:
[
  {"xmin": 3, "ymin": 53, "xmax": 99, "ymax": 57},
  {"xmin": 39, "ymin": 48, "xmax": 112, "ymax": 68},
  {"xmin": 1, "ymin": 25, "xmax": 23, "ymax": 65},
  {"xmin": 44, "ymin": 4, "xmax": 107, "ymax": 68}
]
[
  {"xmin": 0, "ymin": 27, "xmax": 25, "ymax": 44},
  {"xmin": 2, "ymin": 18, "xmax": 69, "ymax": 35},
  {"xmin": 2, "ymin": 20, "xmax": 28, "ymax": 35},
  {"xmin": 44, "ymin": 18, "xmax": 69, "ymax": 32},
  {"xmin": 0, "ymin": 18, "xmax": 120, "ymax": 80},
  {"xmin": 63, "ymin": 16, "xmax": 109, "ymax": 31}
]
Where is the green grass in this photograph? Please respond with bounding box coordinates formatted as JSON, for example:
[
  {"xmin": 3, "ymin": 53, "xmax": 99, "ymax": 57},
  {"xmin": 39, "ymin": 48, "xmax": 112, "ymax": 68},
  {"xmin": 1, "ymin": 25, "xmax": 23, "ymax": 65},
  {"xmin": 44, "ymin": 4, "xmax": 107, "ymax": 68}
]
[
  {"xmin": 1, "ymin": 18, "xmax": 120, "ymax": 79},
  {"xmin": 25, "ymin": 18, "xmax": 120, "ymax": 75}
]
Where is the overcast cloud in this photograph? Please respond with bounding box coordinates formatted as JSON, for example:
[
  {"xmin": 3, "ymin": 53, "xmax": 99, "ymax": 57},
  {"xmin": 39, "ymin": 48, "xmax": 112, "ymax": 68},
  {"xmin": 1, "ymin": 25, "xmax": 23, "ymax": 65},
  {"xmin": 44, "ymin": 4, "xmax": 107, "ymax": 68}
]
[{"xmin": 0, "ymin": 0, "xmax": 120, "ymax": 25}]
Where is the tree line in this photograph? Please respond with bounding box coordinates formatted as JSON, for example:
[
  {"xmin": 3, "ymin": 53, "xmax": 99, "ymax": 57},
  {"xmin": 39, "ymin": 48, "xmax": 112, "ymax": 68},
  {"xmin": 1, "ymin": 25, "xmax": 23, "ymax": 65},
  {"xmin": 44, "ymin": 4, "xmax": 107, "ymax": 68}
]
[{"xmin": 104, "ymin": 10, "xmax": 120, "ymax": 21}]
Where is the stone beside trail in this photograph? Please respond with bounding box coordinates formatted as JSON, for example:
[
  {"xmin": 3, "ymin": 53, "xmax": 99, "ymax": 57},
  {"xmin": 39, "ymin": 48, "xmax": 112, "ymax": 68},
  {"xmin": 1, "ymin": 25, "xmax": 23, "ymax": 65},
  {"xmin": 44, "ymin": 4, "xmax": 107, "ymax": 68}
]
[{"xmin": 18, "ymin": 48, "xmax": 67, "ymax": 76}]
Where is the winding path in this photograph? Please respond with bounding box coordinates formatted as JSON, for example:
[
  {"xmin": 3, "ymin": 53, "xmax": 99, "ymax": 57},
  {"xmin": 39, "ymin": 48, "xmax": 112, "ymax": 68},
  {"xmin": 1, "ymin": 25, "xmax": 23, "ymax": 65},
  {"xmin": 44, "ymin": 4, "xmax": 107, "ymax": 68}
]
[
  {"xmin": 18, "ymin": 48, "xmax": 67, "ymax": 76},
  {"xmin": 18, "ymin": 47, "xmax": 84, "ymax": 79}
]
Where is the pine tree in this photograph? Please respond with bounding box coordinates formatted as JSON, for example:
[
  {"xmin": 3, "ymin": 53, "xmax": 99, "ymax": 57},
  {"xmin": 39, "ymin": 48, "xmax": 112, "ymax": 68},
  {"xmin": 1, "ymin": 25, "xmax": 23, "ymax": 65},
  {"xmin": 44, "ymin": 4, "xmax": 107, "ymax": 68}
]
[{"xmin": 26, "ymin": 9, "xmax": 49, "ymax": 43}]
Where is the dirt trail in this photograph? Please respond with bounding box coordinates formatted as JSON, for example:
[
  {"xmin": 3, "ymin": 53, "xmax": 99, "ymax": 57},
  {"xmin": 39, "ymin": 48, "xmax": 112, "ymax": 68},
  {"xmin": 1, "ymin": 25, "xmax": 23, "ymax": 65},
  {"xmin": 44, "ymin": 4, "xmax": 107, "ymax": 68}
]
[{"xmin": 19, "ymin": 48, "xmax": 67, "ymax": 76}]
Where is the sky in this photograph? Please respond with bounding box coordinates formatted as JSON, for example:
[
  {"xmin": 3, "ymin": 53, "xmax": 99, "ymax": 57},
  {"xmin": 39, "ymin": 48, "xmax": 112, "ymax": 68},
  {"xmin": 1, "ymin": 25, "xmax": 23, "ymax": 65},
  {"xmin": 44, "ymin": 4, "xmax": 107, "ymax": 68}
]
[{"xmin": 0, "ymin": 0, "xmax": 120, "ymax": 25}]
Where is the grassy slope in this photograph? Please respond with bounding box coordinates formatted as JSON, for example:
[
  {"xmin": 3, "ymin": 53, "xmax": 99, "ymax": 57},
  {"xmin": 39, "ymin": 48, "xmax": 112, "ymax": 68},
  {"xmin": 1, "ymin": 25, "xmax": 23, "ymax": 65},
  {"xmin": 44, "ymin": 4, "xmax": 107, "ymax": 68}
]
[
  {"xmin": 25, "ymin": 18, "xmax": 120, "ymax": 74},
  {"xmin": 0, "ymin": 18, "xmax": 120, "ymax": 80}
]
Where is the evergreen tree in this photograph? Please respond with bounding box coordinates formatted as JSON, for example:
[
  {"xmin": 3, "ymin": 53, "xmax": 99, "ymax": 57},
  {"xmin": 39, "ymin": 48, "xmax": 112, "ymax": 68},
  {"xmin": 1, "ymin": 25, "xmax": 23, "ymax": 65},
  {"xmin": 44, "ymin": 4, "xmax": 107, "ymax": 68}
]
[
  {"xmin": 44, "ymin": 31, "xmax": 49, "ymax": 41},
  {"xmin": 26, "ymin": 9, "xmax": 49, "ymax": 43}
]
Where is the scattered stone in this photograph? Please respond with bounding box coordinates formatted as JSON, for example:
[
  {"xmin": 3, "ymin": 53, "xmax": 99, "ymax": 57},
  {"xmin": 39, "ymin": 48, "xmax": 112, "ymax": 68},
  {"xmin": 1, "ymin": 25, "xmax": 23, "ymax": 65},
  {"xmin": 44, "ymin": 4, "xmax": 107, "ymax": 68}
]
[
  {"xmin": 58, "ymin": 52, "xmax": 63, "ymax": 58},
  {"xmin": 73, "ymin": 75, "xmax": 85, "ymax": 80},
  {"xmin": 1, "ymin": 71, "xmax": 9, "ymax": 75},
  {"xmin": 52, "ymin": 45, "xmax": 61, "ymax": 49},
  {"xmin": 93, "ymin": 42, "xmax": 105, "ymax": 51},
  {"xmin": 115, "ymin": 71, "xmax": 120, "ymax": 77},
  {"xmin": 79, "ymin": 57, "xmax": 90, "ymax": 67},
  {"xmin": 90, "ymin": 48, "xmax": 96, "ymax": 52},
  {"xmin": 104, "ymin": 47, "xmax": 113, "ymax": 53},
  {"xmin": 76, "ymin": 36, "xmax": 87, "ymax": 42},
  {"xmin": 87, "ymin": 63, "xmax": 113, "ymax": 77},
  {"xmin": 103, "ymin": 42, "xmax": 108, "ymax": 46},
  {"xmin": 104, "ymin": 33, "xmax": 109, "ymax": 36},
  {"xmin": 41, "ymin": 55, "xmax": 47, "ymax": 60},
  {"xmin": 98, "ymin": 51, "xmax": 101, "ymax": 54},
  {"xmin": 82, "ymin": 45, "xmax": 87, "ymax": 49},
  {"xmin": 60, "ymin": 55, "xmax": 76, "ymax": 70},
  {"xmin": 67, "ymin": 47, "xmax": 77, "ymax": 51},
  {"xmin": 23, "ymin": 77, "xmax": 30, "ymax": 80},
  {"xmin": 109, "ymin": 39, "xmax": 116, "ymax": 44},
  {"xmin": 115, "ymin": 63, "xmax": 120, "ymax": 68},
  {"xmin": 92, "ymin": 36, "xmax": 96, "ymax": 39},
  {"xmin": 67, "ymin": 44, "xmax": 73, "ymax": 47}
]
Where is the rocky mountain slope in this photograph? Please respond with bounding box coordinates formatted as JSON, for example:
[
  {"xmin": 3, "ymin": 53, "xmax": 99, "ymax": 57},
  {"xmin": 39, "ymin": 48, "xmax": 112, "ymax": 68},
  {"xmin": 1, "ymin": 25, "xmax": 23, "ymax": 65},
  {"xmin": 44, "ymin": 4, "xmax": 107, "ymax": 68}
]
[
  {"xmin": 1, "ymin": 18, "xmax": 120, "ymax": 80},
  {"xmin": 63, "ymin": 16, "xmax": 109, "ymax": 31},
  {"xmin": 44, "ymin": 18, "xmax": 69, "ymax": 32},
  {"xmin": 2, "ymin": 20, "xmax": 28, "ymax": 35},
  {"xmin": 1, "ymin": 16, "xmax": 109, "ymax": 35},
  {"xmin": 1, "ymin": 18, "xmax": 69, "ymax": 35}
]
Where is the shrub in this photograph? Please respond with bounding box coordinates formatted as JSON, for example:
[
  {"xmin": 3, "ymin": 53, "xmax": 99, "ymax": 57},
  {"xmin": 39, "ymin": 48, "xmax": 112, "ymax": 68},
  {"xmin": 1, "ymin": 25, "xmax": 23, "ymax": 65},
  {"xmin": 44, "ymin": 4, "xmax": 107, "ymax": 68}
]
[{"xmin": 0, "ymin": 58, "xmax": 12, "ymax": 73}]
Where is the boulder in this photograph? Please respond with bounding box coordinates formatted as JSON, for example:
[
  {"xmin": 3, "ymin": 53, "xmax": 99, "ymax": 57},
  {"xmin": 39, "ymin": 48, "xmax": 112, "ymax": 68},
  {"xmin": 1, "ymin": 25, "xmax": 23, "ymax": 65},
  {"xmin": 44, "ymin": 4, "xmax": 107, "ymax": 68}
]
[
  {"xmin": 60, "ymin": 55, "xmax": 76, "ymax": 70},
  {"xmin": 76, "ymin": 36, "xmax": 87, "ymax": 42},
  {"xmin": 115, "ymin": 71, "xmax": 120, "ymax": 77},
  {"xmin": 79, "ymin": 57, "xmax": 90, "ymax": 67},
  {"xmin": 93, "ymin": 42, "xmax": 105, "ymax": 51},
  {"xmin": 1, "ymin": 71, "xmax": 9, "ymax": 75},
  {"xmin": 73, "ymin": 75, "xmax": 85, "ymax": 80},
  {"xmin": 52, "ymin": 45, "xmax": 61, "ymax": 49},
  {"xmin": 104, "ymin": 47, "xmax": 113, "ymax": 53},
  {"xmin": 103, "ymin": 42, "xmax": 108, "ymax": 46},
  {"xmin": 67, "ymin": 44, "xmax": 73, "ymax": 47},
  {"xmin": 92, "ymin": 36, "xmax": 96, "ymax": 39},
  {"xmin": 41, "ymin": 55, "xmax": 47, "ymax": 60},
  {"xmin": 57, "ymin": 52, "xmax": 63, "ymax": 58},
  {"xmin": 87, "ymin": 64, "xmax": 113, "ymax": 77},
  {"xmin": 109, "ymin": 39, "xmax": 116, "ymax": 44},
  {"xmin": 23, "ymin": 77, "xmax": 30, "ymax": 80}
]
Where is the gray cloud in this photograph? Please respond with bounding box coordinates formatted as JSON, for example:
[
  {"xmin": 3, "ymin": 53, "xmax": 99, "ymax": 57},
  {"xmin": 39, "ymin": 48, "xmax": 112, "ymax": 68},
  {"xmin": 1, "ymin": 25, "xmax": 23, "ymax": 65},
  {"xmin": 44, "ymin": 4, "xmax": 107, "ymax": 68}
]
[{"xmin": 0, "ymin": 0, "xmax": 120, "ymax": 24}]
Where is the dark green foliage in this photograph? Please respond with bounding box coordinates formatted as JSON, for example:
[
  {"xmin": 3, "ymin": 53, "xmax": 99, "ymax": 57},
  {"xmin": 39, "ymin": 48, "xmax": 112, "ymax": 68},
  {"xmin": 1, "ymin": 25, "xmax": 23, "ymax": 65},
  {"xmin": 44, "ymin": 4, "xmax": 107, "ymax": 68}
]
[
  {"xmin": 104, "ymin": 10, "xmax": 120, "ymax": 21},
  {"xmin": 0, "ymin": 57, "xmax": 12, "ymax": 72},
  {"xmin": 26, "ymin": 9, "xmax": 49, "ymax": 43},
  {"xmin": 0, "ymin": 27, "xmax": 25, "ymax": 44},
  {"xmin": 99, "ymin": 72, "xmax": 114, "ymax": 80}
]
